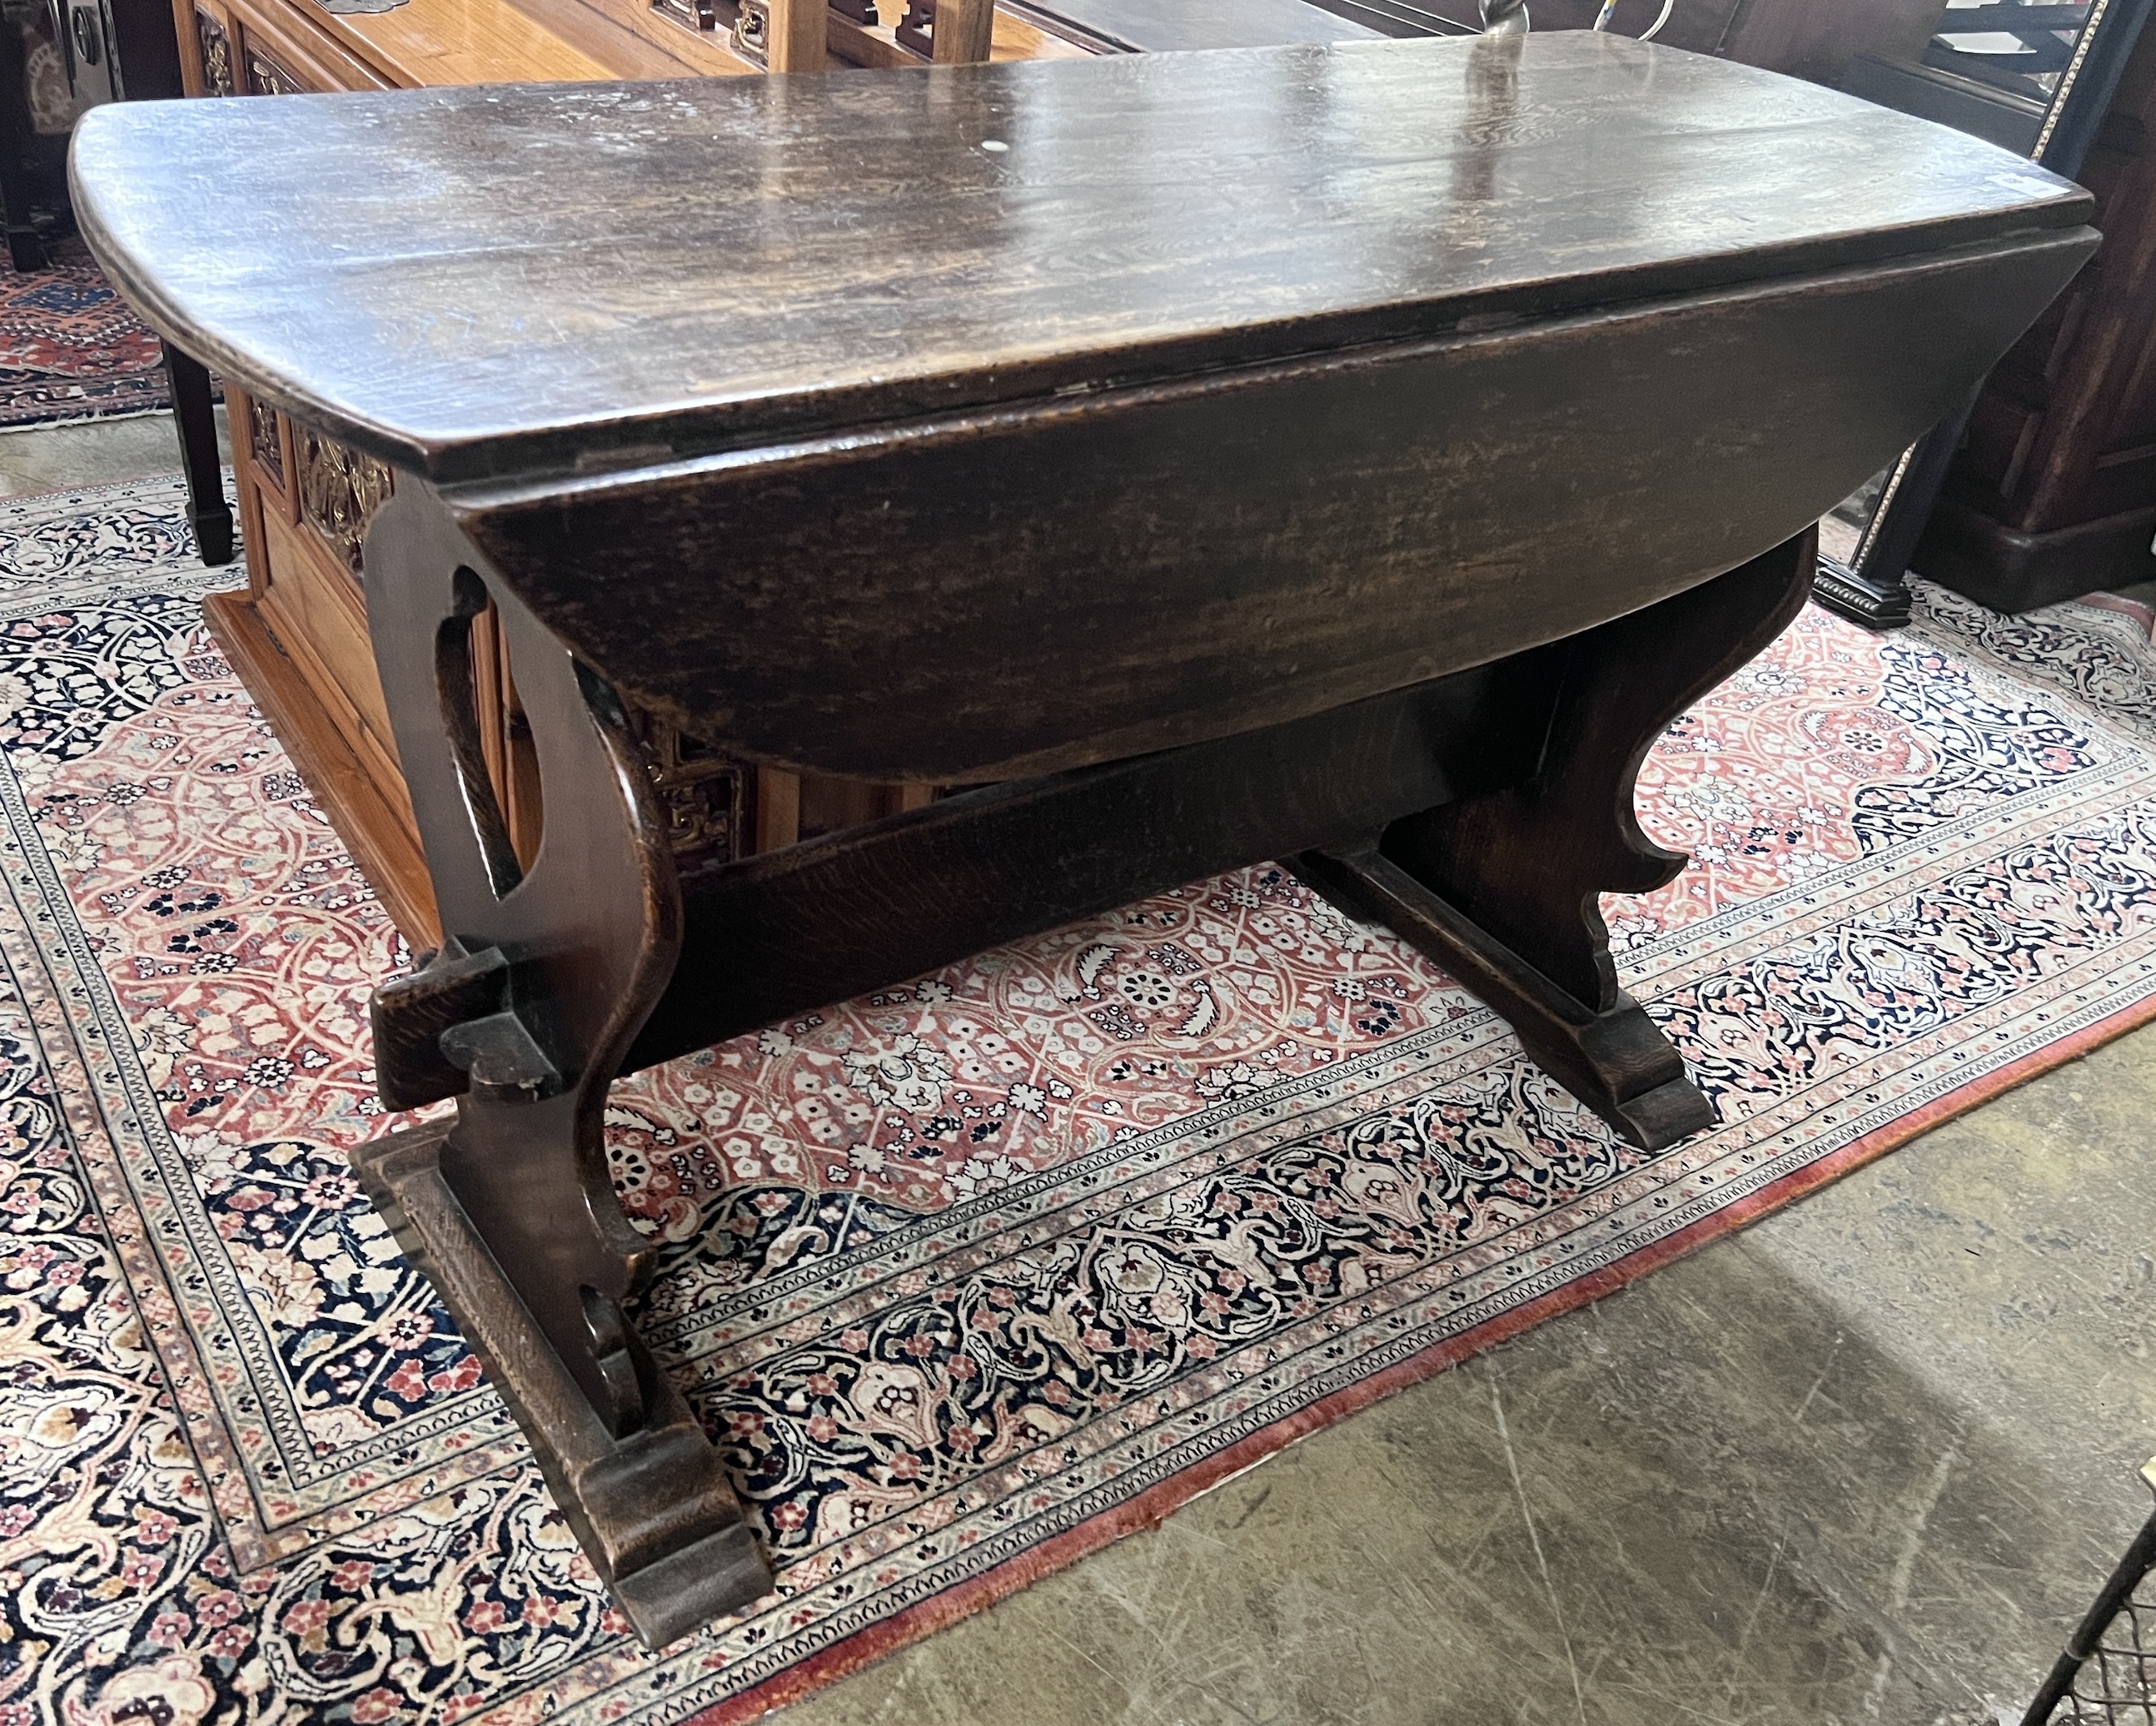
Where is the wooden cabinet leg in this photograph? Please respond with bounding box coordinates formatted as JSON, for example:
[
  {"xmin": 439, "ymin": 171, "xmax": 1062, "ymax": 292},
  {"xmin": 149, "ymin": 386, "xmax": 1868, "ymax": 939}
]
[
  {"xmin": 1295, "ymin": 530, "xmax": 1817, "ymax": 1148},
  {"xmin": 2, "ymin": 221, "xmax": 41, "ymax": 274},
  {"xmin": 0, "ymin": 15, "xmax": 46, "ymax": 275},
  {"xmin": 163, "ymin": 342, "xmax": 234, "ymax": 565},
  {"xmin": 929, "ymin": 0, "xmax": 993, "ymax": 62},
  {"xmin": 353, "ymin": 485, "xmax": 771, "ymax": 1647},
  {"xmin": 764, "ymin": 0, "xmax": 828, "ymax": 71}
]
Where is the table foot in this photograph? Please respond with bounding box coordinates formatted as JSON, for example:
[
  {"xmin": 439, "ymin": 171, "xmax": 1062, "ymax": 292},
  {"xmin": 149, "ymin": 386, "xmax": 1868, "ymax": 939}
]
[
  {"xmin": 1292, "ymin": 844, "xmax": 1711, "ymax": 1148},
  {"xmin": 357, "ymin": 490, "xmax": 775, "ymax": 1644},
  {"xmin": 350, "ymin": 1118, "xmax": 773, "ymax": 1647},
  {"xmin": 1297, "ymin": 530, "xmax": 1817, "ymax": 1147}
]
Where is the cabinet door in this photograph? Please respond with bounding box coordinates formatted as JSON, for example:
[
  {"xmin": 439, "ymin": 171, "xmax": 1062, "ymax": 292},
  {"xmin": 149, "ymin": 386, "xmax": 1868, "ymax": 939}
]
[
  {"xmin": 235, "ymin": 1, "xmax": 391, "ymax": 91},
  {"xmin": 236, "ymin": 11, "xmax": 326, "ymax": 88}
]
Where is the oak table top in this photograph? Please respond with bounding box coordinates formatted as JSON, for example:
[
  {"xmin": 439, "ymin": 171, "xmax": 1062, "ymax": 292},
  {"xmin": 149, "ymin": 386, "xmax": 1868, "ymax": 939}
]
[{"xmin": 72, "ymin": 32, "xmax": 2089, "ymax": 485}]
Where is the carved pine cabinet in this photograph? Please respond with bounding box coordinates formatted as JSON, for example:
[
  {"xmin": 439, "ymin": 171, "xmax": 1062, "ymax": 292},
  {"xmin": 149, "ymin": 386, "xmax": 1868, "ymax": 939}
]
[{"xmin": 182, "ymin": 0, "xmax": 595, "ymax": 940}]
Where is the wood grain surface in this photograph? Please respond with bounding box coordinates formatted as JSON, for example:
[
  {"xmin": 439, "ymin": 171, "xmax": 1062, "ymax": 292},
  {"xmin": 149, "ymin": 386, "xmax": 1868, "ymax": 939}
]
[
  {"xmin": 299, "ymin": 0, "xmax": 619, "ymax": 88},
  {"xmin": 72, "ymin": 33, "xmax": 2091, "ymax": 483},
  {"xmin": 122, "ymin": 25, "xmax": 2092, "ymax": 1636}
]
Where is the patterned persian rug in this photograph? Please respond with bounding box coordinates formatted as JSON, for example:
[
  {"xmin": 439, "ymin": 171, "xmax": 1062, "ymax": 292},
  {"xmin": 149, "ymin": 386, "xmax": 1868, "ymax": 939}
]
[
  {"xmin": 0, "ymin": 238, "xmax": 171, "ymax": 427},
  {"xmin": 5, "ymin": 475, "xmax": 2156, "ymax": 1726}
]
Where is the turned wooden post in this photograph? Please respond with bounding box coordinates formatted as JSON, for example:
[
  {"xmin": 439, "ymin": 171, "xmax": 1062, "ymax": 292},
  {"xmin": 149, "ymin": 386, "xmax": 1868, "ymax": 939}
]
[
  {"xmin": 933, "ymin": 0, "xmax": 995, "ymax": 60},
  {"xmin": 765, "ymin": 0, "xmax": 829, "ymax": 71}
]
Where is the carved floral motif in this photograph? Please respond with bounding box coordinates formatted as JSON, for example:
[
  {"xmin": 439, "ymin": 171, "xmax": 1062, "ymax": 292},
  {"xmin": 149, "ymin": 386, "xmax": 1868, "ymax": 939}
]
[
  {"xmin": 294, "ymin": 424, "xmax": 392, "ymax": 575},
  {"xmin": 246, "ymin": 397, "xmax": 282, "ymax": 488},
  {"xmin": 627, "ymin": 709, "xmax": 744, "ymax": 864},
  {"xmin": 194, "ymin": 10, "xmax": 234, "ymax": 95},
  {"xmin": 243, "ymin": 44, "xmax": 305, "ymax": 96}
]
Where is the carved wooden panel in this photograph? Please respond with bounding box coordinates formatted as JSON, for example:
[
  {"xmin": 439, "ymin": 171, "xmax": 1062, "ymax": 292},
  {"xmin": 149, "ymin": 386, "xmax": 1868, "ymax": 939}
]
[
  {"xmin": 892, "ymin": 0, "xmax": 986, "ymax": 60},
  {"xmin": 894, "ymin": 0, "xmax": 933, "ymax": 55},
  {"xmin": 246, "ymin": 396, "xmax": 283, "ymax": 488},
  {"xmin": 652, "ymin": 0, "xmax": 717, "ymax": 34},
  {"xmin": 729, "ymin": 0, "xmax": 768, "ymax": 62},
  {"xmin": 628, "ymin": 709, "xmax": 744, "ymax": 865},
  {"xmin": 244, "ymin": 43, "xmax": 307, "ymax": 94},
  {"xmin": 295, "ymin": 423, "xmax": 393, "ymax": 575},
  {"xmin": 195, "ymin": 11, "xmax": 236, "ymax": 94}
]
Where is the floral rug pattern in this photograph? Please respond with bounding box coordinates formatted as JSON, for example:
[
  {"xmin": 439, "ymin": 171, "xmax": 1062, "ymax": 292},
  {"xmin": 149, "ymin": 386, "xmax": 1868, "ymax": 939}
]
[
  {"xmin": 2, "ymin": 476, "xmax": 2155, "ymax": 1726},
  {"xmin": 0, "ymin": 239, "xmax": 172, "ymax": 427}
]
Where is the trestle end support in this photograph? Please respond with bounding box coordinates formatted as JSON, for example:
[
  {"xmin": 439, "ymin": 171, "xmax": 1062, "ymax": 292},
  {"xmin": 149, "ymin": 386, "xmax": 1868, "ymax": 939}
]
[{"xmin": 348, "ymin": 1118, "xmax": 776, "ymax": 1649}]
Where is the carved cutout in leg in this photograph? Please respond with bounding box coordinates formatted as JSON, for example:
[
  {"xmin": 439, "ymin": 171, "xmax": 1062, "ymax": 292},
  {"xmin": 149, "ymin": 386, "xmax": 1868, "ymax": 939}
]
[
  {"xmin": 351, "ymin": 483, "xmax": 772, "ymax": 1646},
  {"xmin": 1296, "ymin": 530, "xmax": 1816, "ymax": 1148}
]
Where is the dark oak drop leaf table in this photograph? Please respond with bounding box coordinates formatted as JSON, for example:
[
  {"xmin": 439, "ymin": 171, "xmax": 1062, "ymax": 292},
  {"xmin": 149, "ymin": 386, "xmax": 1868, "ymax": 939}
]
[{"xmin": 72, "ymin": 32, "xmax": 2095, "ymax": 1645}]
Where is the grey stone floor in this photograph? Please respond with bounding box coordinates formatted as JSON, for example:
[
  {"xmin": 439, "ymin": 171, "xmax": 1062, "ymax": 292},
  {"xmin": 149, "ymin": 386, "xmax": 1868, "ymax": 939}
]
[
  {"xmin": 6, "ymin": 417, "xmax": 2153, "ymax": 1725},
  {"xmin": 0, "ymin": 405, "xmax": 227, "ymax": 497}
]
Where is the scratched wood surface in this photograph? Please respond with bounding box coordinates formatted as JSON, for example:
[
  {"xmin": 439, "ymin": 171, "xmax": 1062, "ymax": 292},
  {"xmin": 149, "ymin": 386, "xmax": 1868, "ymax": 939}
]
[{"xmin": 73, "ymin": 33, "xmax": 2089, "ymax": 484}]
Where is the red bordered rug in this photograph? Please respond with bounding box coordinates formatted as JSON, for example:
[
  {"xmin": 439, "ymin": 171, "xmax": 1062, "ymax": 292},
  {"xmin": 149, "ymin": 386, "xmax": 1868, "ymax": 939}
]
[
  {"xmin": 0, "ymin": 237, "xmax": 172, "ymax": 427},
  {"xmin": 4, "ymin": 475, "xmax": 2156, "ymax": 1726}
]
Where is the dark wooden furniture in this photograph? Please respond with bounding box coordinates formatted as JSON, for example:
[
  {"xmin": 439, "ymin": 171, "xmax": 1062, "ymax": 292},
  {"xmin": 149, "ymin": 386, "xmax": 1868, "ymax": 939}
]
[
  {"xmin": 8, "ymin": 0, "xmax": 236, "ymax": 560},
  {"xmin": 1915, "ymin": 6, "xmax": 2156, "ymax": 610},
  {"xmin": 1810, "ymin": 0, "xmax": 2154, "ymax": 627},
  {"xmin": 76, "ymin": 33, "xmax": 2095, "ymax": 1643},
  {"xmin": 0, "ymin": 0, "xmax": 65, "ymax": 270},
  {"xmin": 162, "ymin": 0, "xmax": 2116, "ymax": 918}
]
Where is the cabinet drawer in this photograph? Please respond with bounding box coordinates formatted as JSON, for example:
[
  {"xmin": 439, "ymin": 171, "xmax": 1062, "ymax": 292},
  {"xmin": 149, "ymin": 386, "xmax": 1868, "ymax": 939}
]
[{"xmin": 237, "ymin": 2, "xmax": 394, "ymax": 90}]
